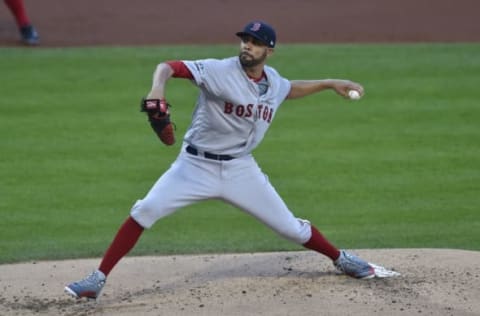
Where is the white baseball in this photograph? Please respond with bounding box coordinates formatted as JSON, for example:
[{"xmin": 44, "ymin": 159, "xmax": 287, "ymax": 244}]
[{"xmin": 348, "ymin": 90, "xmax": 361, "ymax": 100}]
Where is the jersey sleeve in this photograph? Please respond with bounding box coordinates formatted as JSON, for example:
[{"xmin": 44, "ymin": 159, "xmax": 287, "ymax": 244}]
[
  {"xmin": 279, "ymin": 77, "xmax": 292, "ymax": 101},
  {"xmin": 182, "ymin": 59, "xmax": 225, "ymax": 95},
  {"xmin": 166, "ymin": 61, "xmax": 194, "ymax": 79}
]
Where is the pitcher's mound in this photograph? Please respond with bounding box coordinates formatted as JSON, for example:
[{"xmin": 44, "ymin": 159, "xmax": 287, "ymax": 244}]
[{"xmin": 1, "ymin": 249, "xmax": 479, "ymax": 315}]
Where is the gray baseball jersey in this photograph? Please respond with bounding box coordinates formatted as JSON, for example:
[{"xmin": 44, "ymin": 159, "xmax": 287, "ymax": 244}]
[
  {"xmin": 183, "ymin": 56, "xmax": 291, "ymax": 157},
  {"xmin": 131, "ymin": 56, "xmax": 311, "ymax": 246}
]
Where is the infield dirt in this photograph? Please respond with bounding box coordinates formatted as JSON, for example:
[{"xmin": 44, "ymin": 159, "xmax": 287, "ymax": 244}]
[
  {"xmin": 1, "ymin": 1, "xmax": 479, "ymax": 315},
  {"xmin": 1, "ymin": 0, "xmax": 480, "ymax": 46},
  {"xmin": 1, "ymin": 249, "xmax": 480, "ymax": 316}
]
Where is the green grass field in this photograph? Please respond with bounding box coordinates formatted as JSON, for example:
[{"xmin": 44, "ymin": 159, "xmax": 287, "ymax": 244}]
[{"xmin": 1, "ymin": 44, "xmax": 479, "ymax": 264}]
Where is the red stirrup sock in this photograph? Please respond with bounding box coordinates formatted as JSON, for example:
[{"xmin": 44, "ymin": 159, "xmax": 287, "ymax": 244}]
[
  {"xmin": 98, "ymin": 216, "xmax": 144, "ymax": 276},
  {"xmin": 303, "ymin": 225, "xmax": 341, "ymax": 261},
  {"xmin": 4, "ymin": 0, "xmax": 30, "ymax": 27}
]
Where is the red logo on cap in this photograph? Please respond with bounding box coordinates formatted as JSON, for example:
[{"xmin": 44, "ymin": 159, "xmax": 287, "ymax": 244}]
[{"xmin": 250, "ymin": 22, "xmax": 261, "ymax": 32}]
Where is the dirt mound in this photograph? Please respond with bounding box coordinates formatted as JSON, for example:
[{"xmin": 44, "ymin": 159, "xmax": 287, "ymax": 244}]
[{"xmin": 1, "ymin": 249, "xmax": 479, "ymax": 316}]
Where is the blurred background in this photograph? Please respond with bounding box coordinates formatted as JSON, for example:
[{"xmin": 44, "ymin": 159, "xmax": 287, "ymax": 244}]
[{"xmin": 1, "ymin": 0, "xmax": 480, "ymax": 47}]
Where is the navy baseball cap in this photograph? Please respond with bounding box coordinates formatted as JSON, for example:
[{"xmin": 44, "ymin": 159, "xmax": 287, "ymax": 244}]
[{"xmin": 236, "ymin": 21, "xmax": 276, "ymax": 48}]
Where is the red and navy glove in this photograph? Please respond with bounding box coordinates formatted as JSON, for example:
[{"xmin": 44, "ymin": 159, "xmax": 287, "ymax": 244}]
[{"xmin": 140, "ymin": 98, "xmax": 175, "ymax": 146}]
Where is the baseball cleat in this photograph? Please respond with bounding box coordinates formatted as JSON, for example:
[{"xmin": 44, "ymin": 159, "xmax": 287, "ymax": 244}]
[
  {"xmin": 334, "ymin": 250, "xmax": 375, "ymax": 279},
  {"xmin": 19, "ymin": 25, "xmax": 40, "ymax": 45},
  {"xmin": 65, "ymin": 270, "xmax": 106, "ymax": 299}
]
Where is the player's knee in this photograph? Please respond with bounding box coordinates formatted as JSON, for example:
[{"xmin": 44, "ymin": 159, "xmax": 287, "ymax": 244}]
[
  {"xmin": 277, "ymin": 219, "xmax": 311, "ymax": 244},
  {"xmin": 130, "ymin": 199, "xmax": 158, "ymax": 229}
]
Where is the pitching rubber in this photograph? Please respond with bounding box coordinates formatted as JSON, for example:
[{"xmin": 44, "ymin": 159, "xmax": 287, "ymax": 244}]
[
  {"xmin": 64, "ymin": 286, "xmax": 80, "ymax": 298},
  {"xmin": 369, "ymin": 263, "xmax": 401, "ymax": 278}
]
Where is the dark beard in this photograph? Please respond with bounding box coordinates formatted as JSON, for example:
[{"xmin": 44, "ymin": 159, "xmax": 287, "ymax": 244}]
[{"xmin": 239, "ymin": 51, "xmax": 267, "ymax": 68}]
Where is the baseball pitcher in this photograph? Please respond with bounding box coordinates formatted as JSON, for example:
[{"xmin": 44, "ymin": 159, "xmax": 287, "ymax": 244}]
[{"xmin": 65, "ymin": 21, "xmax": 399, "ymax": 300}]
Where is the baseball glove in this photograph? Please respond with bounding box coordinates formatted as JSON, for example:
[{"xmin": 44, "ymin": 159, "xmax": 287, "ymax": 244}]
[{"xmin": 140, "ymin": 98, "xmax": 175, "ymax": 146}]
